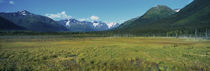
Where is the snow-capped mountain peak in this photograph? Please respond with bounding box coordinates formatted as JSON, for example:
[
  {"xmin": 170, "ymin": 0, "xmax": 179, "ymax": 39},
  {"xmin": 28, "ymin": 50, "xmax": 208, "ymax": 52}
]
[
  {"xmin": 106, "ymin": 22, "xmax": 120, "ymax": 29},
  {"xmin": 107, "ymin": 22, "xmax": 117, "ymax": 28},
  {"xmin": 174, "ymin": 9, "xmax": 181, "ymax": 12},
  {"xmin": 57, "ymin": 18, "xmax": 120, "ymax": 32},
  {"xmin": 17, "ymin": 10, "xmax": 32, "ymax": 16},
  {"xmin": 93, "ymin": 23, "xmax": 99, "ymax": 27},
  {"xmin": 66, "ymin": 19, "xmax": 70, "ymax": 26}
]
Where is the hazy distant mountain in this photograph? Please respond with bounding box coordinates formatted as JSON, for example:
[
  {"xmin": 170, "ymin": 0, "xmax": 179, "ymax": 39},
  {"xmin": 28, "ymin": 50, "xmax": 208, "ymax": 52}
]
[
  {"xmin": 57, "ymin": 19, "xmax": 95, "ymax": 32},
  {"xmin": 92, "ymin": 21, "xmax": 109, "ymax": 31},
  {"xmin": 57, "ymin": 19, "xmax": 119, "ymax": 32},
  {"xmin": 0, "ymin": 10, "xmax": 119, "ymax": 32},
  {"xmin": 0, "ymin": 10, "xmax": 67, "ymax": 32},
  {"xmin": 0, "ymin": 16, "xmax": 25, "ymax": 31},
  {"xmin": 116, "ymin": 5, "xmax": 176, "ymax": 33}
]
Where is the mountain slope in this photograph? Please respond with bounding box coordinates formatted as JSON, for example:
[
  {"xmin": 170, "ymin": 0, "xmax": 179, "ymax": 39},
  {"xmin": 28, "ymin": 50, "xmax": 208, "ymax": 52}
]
[
  {"xmin": 0, "ymin": 16, "xmax": 25, "ymax": 31},
  {"xmin": 136, "ymin": 0, "xmax": 210, "ymax": 34},
  {"xmin": 0, "ymin": 10, "xmax": 67, "ymax": 32},
  {"xmin": 116, "ymin": 5, "xmax": 176, "ymax": 32},
  {"xmin": 116, "ymin": 0, "xmax": 210, "ymax": 35},
  {"xmin": 166, "ymin": 0, "xmax": 210, "ymax": 31}
]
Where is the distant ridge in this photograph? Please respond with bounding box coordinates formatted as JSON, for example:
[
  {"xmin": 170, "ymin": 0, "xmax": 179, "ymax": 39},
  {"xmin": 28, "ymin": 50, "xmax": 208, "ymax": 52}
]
[{"xmin": 0, "ymin": 10, "xmax": 67, "ymax": 32}]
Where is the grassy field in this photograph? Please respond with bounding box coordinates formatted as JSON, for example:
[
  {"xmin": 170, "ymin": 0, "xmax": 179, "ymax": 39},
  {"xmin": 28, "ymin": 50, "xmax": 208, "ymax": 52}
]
[{"xmin": 0, "ymin": 36, "xmax": 209, "ymax": 71}]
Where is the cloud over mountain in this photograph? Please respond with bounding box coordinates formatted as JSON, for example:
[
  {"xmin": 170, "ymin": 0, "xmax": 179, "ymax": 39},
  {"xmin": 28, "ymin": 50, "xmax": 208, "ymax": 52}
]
[
  {"xmin": 9, "ymin": 1, "xmax": 14, "ymax": 5},
  {"xmin": 90, "ymin": 16, "xmax": 99, "ymax": 21},
  {"xmin": 45, "ymin": 11, "xmax": 72, "ymax": 20}
]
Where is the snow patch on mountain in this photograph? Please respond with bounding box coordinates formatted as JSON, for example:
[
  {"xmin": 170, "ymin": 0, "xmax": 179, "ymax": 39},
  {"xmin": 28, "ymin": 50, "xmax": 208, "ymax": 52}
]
[
  {"xmin": 174, "ymin": 9, "xmax": 181, "ymax": 12},
  {"xmin": 66, "ymin": 19, "xmax": 70, "ymax": 26},
  {"xmin": 57, "ymin": 19, "xmax": 120, "ymax": 32},
  {"xmin": 17, "ymin": 10, "xmax": 32, "ymax": 16},
  {"xmin": 107, "ymin": 22, "xmax": 118, "ymax": 28},
  {"xmin": 93, "ymin": 23, "xmax": 99, "ymax": 27}
]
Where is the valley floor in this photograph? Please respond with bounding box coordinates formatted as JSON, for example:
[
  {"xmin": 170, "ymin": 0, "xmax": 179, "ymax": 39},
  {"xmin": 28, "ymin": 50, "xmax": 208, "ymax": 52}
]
[{"xmin": 0, "ymin": 36, "xmax": 209, "ymax": 71}]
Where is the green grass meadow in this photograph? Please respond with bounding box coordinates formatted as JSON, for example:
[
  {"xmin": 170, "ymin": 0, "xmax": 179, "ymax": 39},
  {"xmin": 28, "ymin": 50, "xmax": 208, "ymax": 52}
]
[{"xmin": 0, "ymin": 36, "xmax": 209, "ymax": 71}]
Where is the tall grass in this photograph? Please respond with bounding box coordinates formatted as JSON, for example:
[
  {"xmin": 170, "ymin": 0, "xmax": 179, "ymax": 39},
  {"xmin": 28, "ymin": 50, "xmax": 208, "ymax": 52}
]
[{"xmin": 0, "ymin": 36, "xmax": 209, "ymax": 71}]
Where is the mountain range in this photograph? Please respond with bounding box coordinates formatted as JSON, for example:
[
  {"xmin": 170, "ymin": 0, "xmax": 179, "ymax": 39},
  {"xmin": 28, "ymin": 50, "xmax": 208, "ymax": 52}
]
[
  {"xmin": 0, "ymin": 0, "xmax": 209, "ymax": 35},
  {"xmin": 0, "ymin": 10, "xmax": 68, "ymax": 32},
  {"xmin": 57, "ymin": 19, "xmax": 119, "ymax": 32},
  {"xmin": 0, "ymin": 10, "xmax": 119, "ymax": 32}
]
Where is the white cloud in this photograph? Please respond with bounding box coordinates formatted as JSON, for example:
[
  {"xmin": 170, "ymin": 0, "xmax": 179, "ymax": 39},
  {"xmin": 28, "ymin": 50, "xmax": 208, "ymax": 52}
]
[
  {"xmin": 45, "ymin": 11, "xmax": 72, "ymax": 20},
  {"xmin": 90, "ymin": 16, "xmax": 99, "ymax": 21},
  {"xmin": 78, "ymin": 18, "xmax": 87, "ymax": 21},
  {"xmin": 9, "ymin": 1, "xmax": 14, "ymax": 5},
  {"xmin": 77, "ymin": 16, "xmax": 100, "ymax": 21}
]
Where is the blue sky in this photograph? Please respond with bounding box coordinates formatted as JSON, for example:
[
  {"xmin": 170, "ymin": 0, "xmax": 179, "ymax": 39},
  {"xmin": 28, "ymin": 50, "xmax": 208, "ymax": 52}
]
[{"xmin": 0, "ymin": 0, "xmax": 193, "ymax": 23}]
